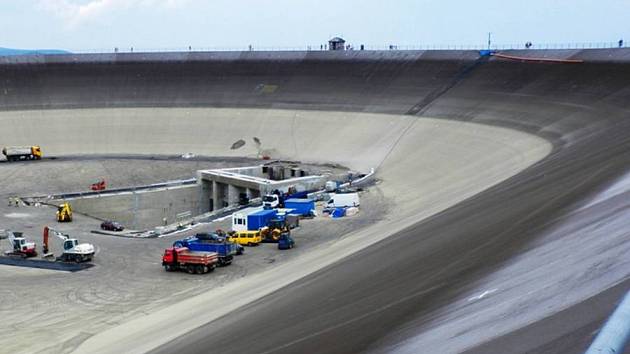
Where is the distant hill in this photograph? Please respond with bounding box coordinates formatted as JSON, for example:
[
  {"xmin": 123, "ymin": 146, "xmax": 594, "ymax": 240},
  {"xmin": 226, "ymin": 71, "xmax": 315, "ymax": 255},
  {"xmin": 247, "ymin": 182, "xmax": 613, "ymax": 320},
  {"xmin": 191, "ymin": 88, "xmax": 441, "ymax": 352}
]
[{"xmin": 0, "ymin": 47, "xmax": 70, "ymax": 56}]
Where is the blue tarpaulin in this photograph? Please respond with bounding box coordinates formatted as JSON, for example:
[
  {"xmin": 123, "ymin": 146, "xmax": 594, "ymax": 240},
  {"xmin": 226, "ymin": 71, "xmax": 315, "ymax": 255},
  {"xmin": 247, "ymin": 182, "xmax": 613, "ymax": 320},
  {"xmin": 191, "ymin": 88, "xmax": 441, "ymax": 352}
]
[
  {"xmin": 331, "ymin": 208, "xmax": 346, "ymax": 218},
  {"xmin": 284, "ymin": 199, "xmax": 315, "ymax": 216}
]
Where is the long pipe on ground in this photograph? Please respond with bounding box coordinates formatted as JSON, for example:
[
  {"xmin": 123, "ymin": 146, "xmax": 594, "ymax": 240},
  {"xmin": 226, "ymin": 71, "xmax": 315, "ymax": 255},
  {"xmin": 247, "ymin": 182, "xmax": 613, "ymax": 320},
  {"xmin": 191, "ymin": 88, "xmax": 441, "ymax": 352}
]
[{"xmin": 585, "ymin": 290, "xmax": 630, "ymax": 354}]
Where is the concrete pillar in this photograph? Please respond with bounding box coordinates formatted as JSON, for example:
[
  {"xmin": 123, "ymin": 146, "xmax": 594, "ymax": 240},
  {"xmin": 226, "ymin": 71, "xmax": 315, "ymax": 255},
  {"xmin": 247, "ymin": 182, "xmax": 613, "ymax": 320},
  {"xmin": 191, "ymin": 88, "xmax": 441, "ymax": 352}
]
[
  {"xmin": 212, "ymin": 181, "xmax": 219, "ymax": 211},
  {"xmin": 228, "ymin": 184, "xmax": 239, "ymax": 206},
  {"xmin": 198, "ymin": 181, "xmax": 210, "ymax": 214}
]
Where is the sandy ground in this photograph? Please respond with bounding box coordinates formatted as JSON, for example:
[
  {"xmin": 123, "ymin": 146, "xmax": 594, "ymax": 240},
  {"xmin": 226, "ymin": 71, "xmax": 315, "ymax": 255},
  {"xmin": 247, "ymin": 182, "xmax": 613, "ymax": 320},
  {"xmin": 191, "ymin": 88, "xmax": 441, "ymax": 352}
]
[{"xmin": 0, "ymin": 108, "xmax": 553, "ymax": 354}]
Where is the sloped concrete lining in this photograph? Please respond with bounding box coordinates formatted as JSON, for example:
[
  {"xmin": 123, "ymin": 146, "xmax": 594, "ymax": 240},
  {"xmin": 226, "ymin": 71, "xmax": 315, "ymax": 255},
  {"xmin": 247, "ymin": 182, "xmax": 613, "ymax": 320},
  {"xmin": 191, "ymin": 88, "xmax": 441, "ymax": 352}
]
[
  {"xmin": 0, "ymin": 107, "xmax": 551, "ymax": 218},
  {"xmin": 65, "ymin": 109, "xmax": 551, "ymax": 354},
  {"xmin": 6, "ymin": 49, "xmax": 630, "ymax": 353}
]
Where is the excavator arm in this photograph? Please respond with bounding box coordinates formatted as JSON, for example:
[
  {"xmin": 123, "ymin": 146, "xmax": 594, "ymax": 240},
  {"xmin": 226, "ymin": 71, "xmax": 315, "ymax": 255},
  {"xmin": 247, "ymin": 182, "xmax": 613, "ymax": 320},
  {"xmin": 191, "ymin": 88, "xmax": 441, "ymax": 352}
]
[
  {"xmin": 42, "ymin": 226, "xmax": 94, "ymax": 262},
  {"xmin": 43, "ymin": 226, "xmax": 69, "ymax": 255}
]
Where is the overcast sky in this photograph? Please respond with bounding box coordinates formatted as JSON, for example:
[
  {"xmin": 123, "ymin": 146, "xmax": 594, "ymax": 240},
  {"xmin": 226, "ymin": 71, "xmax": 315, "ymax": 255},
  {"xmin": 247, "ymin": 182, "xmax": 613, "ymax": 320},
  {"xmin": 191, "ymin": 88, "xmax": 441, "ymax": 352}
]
[{"xmin": 1, "ymin": 0, "xmax": 628, "ymax": 51}]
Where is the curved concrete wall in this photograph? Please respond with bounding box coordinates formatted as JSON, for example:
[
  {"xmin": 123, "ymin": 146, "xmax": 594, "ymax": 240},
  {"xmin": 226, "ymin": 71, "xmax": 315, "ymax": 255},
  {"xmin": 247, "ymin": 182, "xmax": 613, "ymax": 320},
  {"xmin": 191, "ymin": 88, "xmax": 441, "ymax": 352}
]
[
  {"xmin": 2, "ymin": 49, "xmax": 630, "ymax": 353},
  {"xmin": 0, "ymin": 107, "xmax": 550, "ymax": 225}
]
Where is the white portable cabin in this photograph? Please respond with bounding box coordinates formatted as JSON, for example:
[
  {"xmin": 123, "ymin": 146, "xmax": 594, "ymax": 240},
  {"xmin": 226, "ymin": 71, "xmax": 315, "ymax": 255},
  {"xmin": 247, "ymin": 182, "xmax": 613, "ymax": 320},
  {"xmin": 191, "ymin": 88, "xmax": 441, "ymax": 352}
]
[{"xmin": 231, "ymin": 206, "xmax": 263, "ymax": 232}]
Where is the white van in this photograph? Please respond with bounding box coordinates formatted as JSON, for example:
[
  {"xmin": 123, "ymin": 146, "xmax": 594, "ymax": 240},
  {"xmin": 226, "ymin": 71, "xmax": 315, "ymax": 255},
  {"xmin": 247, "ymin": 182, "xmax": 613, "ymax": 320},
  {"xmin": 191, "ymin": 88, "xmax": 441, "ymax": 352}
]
[{"xmin": 326, "ymin": 193, "xmax": 359, "ymax": 208}]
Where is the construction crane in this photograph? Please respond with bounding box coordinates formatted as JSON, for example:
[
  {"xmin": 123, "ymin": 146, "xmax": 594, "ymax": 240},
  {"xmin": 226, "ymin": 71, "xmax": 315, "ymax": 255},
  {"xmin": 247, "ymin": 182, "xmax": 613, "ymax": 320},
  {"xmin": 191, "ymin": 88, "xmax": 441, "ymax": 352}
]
[
  {"xmin": 56, "ymin": 202, "xmax": 73, "ymax": 222},
  {"xmin": 1, "ymin": 230, "xmax": 37, "ymax": 257},
  {"xmin": 42, "ymin": 226, "xmax": 94, "ymax": 263}
]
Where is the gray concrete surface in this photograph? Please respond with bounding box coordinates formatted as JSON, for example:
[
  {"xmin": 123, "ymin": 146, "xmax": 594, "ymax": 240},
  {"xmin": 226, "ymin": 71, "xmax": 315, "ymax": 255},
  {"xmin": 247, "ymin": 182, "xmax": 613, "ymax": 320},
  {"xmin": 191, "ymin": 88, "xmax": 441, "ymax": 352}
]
[
  {"xmin": 0, "ymin": 49, "xmax": 629, "ymax": 354},
  {"xmin": 61, "ymin": 184, "xmax": 199, "ymax": 230},
  {"xmin": 0, "ymin": 158, "xmax": 389, "ymax": 354}
]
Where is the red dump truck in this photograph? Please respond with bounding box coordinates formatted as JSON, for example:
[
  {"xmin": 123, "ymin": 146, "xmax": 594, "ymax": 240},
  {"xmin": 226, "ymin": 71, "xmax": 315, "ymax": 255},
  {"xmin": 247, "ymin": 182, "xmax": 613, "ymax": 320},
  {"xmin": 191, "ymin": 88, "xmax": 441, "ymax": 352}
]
[{"xmin": 162, "ymin": 247, "xmax": 218, "ymax": 274}]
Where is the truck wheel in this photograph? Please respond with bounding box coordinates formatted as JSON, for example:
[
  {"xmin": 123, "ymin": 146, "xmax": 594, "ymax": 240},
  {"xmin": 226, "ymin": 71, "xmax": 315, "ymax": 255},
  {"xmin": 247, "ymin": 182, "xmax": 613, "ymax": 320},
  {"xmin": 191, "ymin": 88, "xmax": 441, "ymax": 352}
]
[
  {"xmin": 164, "ymin": 264, "xmax": 172, "ymax": 271},
  {"xmin": 195, "ymin": 265, "xmax": 204, "ymax": 274},
  {"xmin": 186, "ymin": 265, "xmax": 195, "ymax": 274},
  {"xmin": 208, "ymin": 264, "xmax": 215, "ymax": 272}
]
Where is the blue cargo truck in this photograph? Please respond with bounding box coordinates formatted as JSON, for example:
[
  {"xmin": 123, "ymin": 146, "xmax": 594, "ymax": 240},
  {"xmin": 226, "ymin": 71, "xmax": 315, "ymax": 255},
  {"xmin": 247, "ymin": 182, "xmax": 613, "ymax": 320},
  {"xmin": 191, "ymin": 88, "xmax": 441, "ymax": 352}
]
[
  {"xmin": 284, "ymin": 199, "xmax": 315, "ymax": 217},
  {"xmin": 173, "ymin": 236, "xmax": 238, "ymax": 266},
  {"xmin": 247, "ymin": 209, "xmax": 277, "ymax": 231}
]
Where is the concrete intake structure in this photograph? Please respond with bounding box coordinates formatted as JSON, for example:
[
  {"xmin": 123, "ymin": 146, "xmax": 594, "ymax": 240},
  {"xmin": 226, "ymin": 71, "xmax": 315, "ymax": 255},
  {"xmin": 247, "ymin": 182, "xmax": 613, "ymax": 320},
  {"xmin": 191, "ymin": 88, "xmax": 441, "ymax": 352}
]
[
  {"xmin": 47, "ymin": 162, "xmax": 334, "ymax": 229},
  {"xmin": 198, "ymin": 164, "xmax": 330, "ymax": 212}
]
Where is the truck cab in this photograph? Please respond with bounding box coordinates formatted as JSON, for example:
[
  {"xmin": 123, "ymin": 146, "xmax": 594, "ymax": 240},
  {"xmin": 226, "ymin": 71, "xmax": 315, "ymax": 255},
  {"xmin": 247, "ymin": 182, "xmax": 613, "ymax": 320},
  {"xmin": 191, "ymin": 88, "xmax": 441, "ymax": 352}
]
[
  {"xmin": 13, "ymin": 237, "xmax": 36, "ymax": 254},
  {"xmin": 63, "ymin": 239, "xmax": 78, "ymax": 251},
  {"xmin": 263, "ymin": 194, "xmax": 280, "ymax": 209},
  {"xmin": 13, "ymin": 237, "xmax": 27, "ymax": 251},
  {"xmin": 31, "ymin": 146, "xmax": 42, "ymax": 159},
  {"xmin": 5, "ymin": 231, "xmax": 37, "ymax": 257},
  {"xmin": 162, "ymin": 247, "xmax": 178, "ymax": 264}
]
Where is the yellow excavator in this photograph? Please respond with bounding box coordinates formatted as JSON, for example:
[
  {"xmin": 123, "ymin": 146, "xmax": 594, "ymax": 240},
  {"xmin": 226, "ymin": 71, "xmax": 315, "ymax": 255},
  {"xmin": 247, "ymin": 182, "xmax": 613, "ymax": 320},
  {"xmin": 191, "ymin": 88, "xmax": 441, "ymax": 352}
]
[{"xmin": 56, "ymin": 202, "xmax": 73, "ymax": 222}]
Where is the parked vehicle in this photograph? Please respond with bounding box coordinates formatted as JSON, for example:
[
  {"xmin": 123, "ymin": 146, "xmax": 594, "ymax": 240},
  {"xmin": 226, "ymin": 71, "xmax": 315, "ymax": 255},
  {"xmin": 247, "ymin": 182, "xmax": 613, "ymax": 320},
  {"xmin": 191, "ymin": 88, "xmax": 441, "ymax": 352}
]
[
  {"xmin": 229, "ymin": 230, "xmax": 262, "ymax": 246},
  {"xmin": 162, "ymin": 247, "xmax": 218, "ymax": 274},
  {"xmin": 42, "ymin": 226, "xmax": 95, "ymax": 263},
  {"xmin": 262, "ymin": 194, "xmax": 282, "ymax": 209},
  {"xmin": 173, "ymin": 236, "xmax": 238, "ymax": 266},
  {"xmin": 2, "ymin": 145, "xmax": 42, "ymax": 161},
  {"xmin": 278, "ymin": 233, "xmax": 295, "ymax": 250},
  {"xmin": 1, "ymin": 230, "xmax": 37, "ymax": 258},
  {"xmin": 197, "ymin": 232, "xmax": 245, "ymax": 255},
  {"xmin": 56, "ymin": 202, "xmax": 73, "ymax": 222},
  {"xmin": 91, "ymin": 179, "xmax": 106, "ymax": 191},
  {"xmin": 262, "ymin": 187, "xmax": 310, "ymax": 209},
  {"xmin": 326, "ymin": 192, "xmax": 360, "ymax": 208},
  {"xmin": 101, "ymin": 220, "xmax": 124, "ymax": 231},
  {"xmin": 261, "ymin": 219, "xmax": 291, "ymax": 243}
]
